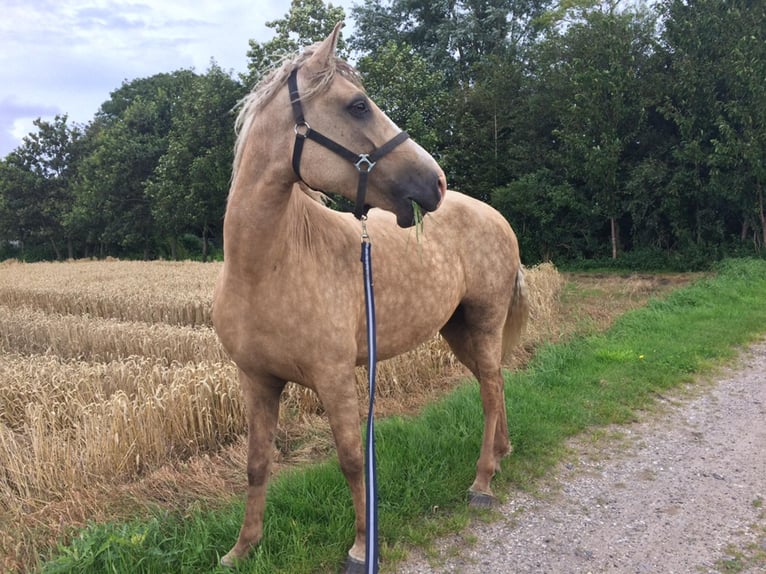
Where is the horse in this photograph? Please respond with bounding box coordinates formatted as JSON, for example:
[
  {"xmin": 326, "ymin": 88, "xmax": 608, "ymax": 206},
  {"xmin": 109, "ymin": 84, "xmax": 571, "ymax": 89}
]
[{"xmin": 212, "ymin": 22, "xmax": 529, "ymax": 572}]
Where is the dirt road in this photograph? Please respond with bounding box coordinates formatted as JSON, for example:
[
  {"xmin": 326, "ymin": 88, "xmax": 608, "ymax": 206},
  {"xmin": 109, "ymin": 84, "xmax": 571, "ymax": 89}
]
[{"xmin": 399, "ymin": 338, "xmax": 766, "ymax": 574}]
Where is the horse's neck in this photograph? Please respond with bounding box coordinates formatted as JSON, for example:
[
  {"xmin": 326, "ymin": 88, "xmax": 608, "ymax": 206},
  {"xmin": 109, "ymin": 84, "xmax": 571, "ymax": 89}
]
[
  {"xmin": 223, "ymin": 165, "xmax": 353, "ymax": 271},
  {"xmin": 223, "ymin": 146, "xmax": 292, "ymax": 258}
]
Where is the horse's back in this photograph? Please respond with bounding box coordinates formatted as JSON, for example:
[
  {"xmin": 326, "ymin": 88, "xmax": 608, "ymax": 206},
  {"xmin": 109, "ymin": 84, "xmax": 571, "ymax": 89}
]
[
  {"xmin": 429, "ymin": 190, "xmax": 521, "ymax": 288},
  {"xmin": 438, "ymin": 190, "xmax": 517, "ymax": 238},
  {"xmin": 359, "ymin": 190, "xmax": 521, "ymax": 361},
  {"xmin": 367, "ymin": 189, "xmax": 517, "ymax": 247},
  {"xmin": 366, "ymin": 189, "xmax": 520, "ymax": 293}
]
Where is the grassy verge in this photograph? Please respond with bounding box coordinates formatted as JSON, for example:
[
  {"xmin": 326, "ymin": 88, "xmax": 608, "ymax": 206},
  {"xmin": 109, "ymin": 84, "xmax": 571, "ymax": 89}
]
[{"xmin": 40, "ymin": 259, "xmax": 766, "ymax": 574}]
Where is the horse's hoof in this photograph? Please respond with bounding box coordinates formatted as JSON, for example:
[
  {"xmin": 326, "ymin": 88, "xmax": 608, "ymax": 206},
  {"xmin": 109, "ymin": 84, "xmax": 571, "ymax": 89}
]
[
  {"xmin": 220, "ymin": 550, "xmax": 245, "ymax": 568},
  {"xmin": 341, "ymin": 556, "xmax": 368, "ymax": 574},
  {"xmin": 468, "ymin": 490, "xmax": 496, "ymax": 509}
]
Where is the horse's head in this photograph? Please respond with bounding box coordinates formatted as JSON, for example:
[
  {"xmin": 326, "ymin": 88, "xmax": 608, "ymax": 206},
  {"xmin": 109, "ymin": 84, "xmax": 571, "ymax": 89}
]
[{"xmin": 242, "ymin": 22, "xmax": 446, "ymax": 227}]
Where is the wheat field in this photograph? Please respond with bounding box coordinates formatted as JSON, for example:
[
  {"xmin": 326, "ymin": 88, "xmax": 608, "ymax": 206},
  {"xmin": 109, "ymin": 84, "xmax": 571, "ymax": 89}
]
[{"xmin": 0, "ymin": 258, "xmax": 562, "ymax": 571}]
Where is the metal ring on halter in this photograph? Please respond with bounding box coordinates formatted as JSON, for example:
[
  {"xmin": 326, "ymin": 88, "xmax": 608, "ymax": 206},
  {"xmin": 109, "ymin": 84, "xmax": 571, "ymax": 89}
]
[
  {"xmin": 354, "ymin": 154, "xmax": 376, "ymax": 173},
  {"xmin": 294, "ymin": 121, "xmax": 311, "ymax": 138}
]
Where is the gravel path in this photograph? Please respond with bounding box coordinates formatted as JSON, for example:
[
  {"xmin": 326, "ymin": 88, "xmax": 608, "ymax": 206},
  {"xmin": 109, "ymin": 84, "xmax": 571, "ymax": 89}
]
[{"xmin": 398, "ymin": 338, "xmax": 766, "ymax": 574}]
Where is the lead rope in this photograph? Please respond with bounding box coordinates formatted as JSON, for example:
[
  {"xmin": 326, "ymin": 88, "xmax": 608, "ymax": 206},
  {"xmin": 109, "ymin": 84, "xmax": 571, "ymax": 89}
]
[{"xmin": 360, "ymin": 216, "xmax": 379, "ymax": 574}]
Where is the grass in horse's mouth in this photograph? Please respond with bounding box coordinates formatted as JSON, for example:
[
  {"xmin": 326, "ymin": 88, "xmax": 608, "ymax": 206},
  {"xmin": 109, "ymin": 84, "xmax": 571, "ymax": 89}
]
[{"xmin": 412, "ymin": 200, "xmax": 425, "ymax": 243}]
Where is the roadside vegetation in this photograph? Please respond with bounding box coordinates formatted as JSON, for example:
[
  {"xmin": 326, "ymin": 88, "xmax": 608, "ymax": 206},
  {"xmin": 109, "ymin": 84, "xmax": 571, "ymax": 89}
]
[{"xmin": 9, "ymin": 258, "xmax": 763, "ymax": 573}]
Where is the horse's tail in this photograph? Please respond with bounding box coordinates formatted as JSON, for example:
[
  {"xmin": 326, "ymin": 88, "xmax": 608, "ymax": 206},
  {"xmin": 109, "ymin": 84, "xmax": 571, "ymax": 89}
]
[{"xmin": 501, "ymin": 263, "xmax": 529, "ymax": 363}]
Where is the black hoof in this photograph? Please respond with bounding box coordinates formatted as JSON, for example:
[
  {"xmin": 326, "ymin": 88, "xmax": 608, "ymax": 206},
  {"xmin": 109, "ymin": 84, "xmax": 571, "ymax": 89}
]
[
  {"xmin": 468, "ymin": 490, "xmax": 496, "ymax": 509},
  {"xmin": 341, "ymin": 556, "xmax": 368, "ymax": 574}
]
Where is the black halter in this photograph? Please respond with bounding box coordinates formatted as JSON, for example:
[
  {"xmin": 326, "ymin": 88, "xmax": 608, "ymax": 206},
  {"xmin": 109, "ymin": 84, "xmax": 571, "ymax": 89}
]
[{"xmin": 287, "ymin": 68, "xmax": 410, "ymax": 220}]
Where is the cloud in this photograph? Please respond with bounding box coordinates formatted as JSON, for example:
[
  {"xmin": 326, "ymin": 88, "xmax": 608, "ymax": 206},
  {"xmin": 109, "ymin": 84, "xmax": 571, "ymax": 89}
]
[
  {"xmin": 0, "ymin": 0, "xmax": 227, "ymax": 156},
  {"xmin": 0, "ymin": 0, "xmax": 354, "ymax": 157},
  {"xmin": 0, "ymin": 97, "xmax": 61, "ymax": 159}
]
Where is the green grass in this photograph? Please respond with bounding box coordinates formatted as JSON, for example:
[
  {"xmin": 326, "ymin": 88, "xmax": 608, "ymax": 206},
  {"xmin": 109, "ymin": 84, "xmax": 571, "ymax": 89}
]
[{"xmin": 40, "ymin": 258, "xmax": 766, "ymax": 574}]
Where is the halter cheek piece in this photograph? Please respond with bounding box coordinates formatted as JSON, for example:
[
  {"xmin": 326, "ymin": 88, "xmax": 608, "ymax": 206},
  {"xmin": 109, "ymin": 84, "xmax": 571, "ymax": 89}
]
[{"xmin": 287, "ymin": 68, "xmax": 410, "ymax": 220}]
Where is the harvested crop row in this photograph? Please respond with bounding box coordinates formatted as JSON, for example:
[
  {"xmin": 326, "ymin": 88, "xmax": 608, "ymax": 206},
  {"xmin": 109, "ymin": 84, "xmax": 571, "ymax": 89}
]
[
  {"xmin": 0, "ymin": 354, "xmax": 243, "ymax": 503},
  {"xmin": 0, "ymin": 259, "xmax": 220, "ymax": 326},
  {"xmin": 0, "ymin": 305, "xmax": 228, "ymax": 364}
]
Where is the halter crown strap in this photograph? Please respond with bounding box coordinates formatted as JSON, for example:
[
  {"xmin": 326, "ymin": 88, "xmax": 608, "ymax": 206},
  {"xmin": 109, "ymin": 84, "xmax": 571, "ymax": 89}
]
[{"xmin": 287, "ymin": 68, "xmax": 410, "ymax": 219}]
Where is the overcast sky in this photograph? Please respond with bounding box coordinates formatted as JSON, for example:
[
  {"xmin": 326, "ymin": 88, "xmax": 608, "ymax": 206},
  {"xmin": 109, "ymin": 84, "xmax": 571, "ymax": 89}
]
[{"xmin": 0, "ymin": 0, "xmax": 356, "ymax": 157}]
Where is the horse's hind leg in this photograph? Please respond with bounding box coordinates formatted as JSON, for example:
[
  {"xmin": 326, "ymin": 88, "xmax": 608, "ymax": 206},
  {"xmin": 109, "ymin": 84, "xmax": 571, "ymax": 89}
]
[
  {"xmin": 440, "ymin": 307, "xmax": 509, "ymax": 507},
  {"xmin": 221, "ymin": 370, "xmax": 285, "ymax": 567},
  {"xmin": 469, "ymin": 362, "xmax": 507, "ymax": 507}
]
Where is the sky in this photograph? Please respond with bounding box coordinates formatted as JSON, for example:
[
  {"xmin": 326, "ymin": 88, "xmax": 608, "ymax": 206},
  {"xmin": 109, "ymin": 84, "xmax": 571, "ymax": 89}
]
[{"xmin": 0, "ymin": 0, "xmax": 356, "ymax": 158}]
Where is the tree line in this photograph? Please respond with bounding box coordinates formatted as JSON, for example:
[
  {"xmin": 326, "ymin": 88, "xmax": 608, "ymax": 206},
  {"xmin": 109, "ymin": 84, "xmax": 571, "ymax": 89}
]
[{"xmin": 1, "ymin": 0, "xmax": 763, "ymax": 268}]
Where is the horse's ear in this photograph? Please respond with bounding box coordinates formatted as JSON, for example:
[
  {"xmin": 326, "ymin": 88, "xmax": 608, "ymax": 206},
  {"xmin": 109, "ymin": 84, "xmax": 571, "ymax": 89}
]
[{"xmin": 305, "ymin": 21, "xmax": 344, "ymax": 72}]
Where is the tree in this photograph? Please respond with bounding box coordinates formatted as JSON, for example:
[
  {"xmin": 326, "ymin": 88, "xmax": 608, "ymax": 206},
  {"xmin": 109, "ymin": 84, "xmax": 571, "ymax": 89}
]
[
  {"xmin": 657, "ymin": 0, "xmax": 766, "ymax": 252},
  {"xmin": 72, "ymin": 71, "xmax": 196, "ymax": 258},
  {"xmin": 352, "ymin": 0, "xmax": 552, "ymax": 87},
  {"xmin": 147, "ymin": 62, "xmax": 243, "ymax": 260},
  {"xmin": 708, "ymin": 3, "xmax": 766, "ymax": 250},
  {"xmin": 442, "ymin": 53, "xmax": 530, "ymax": 200},
  {"xmin": 242, "ymin": 0, "xmax": 347, "ymax": 88},
  {"xmin": 0, "ymin": 152, "xmax": 40, "ymax": 257},
  {"xmin": 536, "ymin": 1, "xmax": 657, "ymax": 259},
  {"xmin": 0, "ymin": 115, "xmax": 82, "ymax": 259},
  {"xmin": 356, "ymin": 41, "xmax": 448, "ymax": 153},
  {"xmin": 492, "ymin": 169, "xmax": 598, "ymax": 261}
]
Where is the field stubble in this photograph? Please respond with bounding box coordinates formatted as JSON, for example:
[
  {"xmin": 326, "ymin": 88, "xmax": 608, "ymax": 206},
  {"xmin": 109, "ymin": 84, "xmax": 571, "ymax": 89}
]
[{"xmin": 0, "ymin": 259, "xmax": 692, "ymax": 572}]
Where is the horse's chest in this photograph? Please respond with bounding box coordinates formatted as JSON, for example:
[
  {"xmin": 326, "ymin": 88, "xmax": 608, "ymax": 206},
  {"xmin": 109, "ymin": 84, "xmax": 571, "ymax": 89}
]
[{"xmin": 214, "ymin": 271, "xmax": 358, "ymax": 375}]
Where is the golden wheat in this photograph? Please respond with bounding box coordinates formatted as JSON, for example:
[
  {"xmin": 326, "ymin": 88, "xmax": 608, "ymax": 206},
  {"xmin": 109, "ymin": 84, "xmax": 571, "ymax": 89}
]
[
  {"xmin": 0, "ymin": 305, "xmax": 228, "ymax": 363},
  {"xmin": 0, "ymin": 353, "xmax": 243, "ymax": 501},
  {"xmin": 524, "ymin": 262, "xmax": 565, "ymax": 340},
  {"xmin": 0, "ymin": 259, "xmax": 219, "ymax": 326},
  {"xmin": 0, "ymin": 259, "xmax": 563, "ymax": 572}
]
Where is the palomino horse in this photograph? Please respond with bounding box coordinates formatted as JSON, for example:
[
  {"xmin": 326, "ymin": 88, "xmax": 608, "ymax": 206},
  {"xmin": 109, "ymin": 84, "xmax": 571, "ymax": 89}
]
[{"xmin": 212, "ymin": 23, "xmax": 528, "ymax": 572}]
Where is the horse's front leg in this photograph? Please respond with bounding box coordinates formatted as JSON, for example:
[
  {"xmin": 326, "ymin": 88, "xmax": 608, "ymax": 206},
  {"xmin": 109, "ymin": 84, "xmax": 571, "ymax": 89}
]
[
  {"xmin": 221, "ymin": 370, "xmax": 285, "ymax": 567},
  {"xmin": 315, "ymin": 368, "xmax": 367, "ymax": 573}
]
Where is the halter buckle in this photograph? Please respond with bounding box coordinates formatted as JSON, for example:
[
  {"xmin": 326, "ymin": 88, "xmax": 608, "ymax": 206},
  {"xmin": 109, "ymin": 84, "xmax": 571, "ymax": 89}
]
[
  {"xmin": 294, "ymin": 121, "xmax": 311, "ymax": 138},
  {"xmin": 355, "ymin": 154, "xmax": 376, "ymax": 173}
]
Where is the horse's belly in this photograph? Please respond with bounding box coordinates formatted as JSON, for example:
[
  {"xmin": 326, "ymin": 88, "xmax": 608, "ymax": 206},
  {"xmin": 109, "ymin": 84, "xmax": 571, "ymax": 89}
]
[
  {"xmin": 357, "ymin": 272, "xmax": 462, "ymax": 363},
  {"xmin": 355, "ymin": 224, "xmax": 466, "ymax": 362}
]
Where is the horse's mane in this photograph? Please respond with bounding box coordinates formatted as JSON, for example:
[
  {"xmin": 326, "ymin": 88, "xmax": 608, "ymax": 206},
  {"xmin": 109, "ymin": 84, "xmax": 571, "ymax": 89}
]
[{"xmin": 232, "ymin": 43, "xmax": 363, "ymax": 183}]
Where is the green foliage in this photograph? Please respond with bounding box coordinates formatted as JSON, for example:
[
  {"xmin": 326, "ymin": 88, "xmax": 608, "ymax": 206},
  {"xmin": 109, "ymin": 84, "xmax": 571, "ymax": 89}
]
[
  {"xmin": 1, "ymin": 0, "xmax": 765, "ymax": 264},
  {"xmin": 352, "ymin": 0, "xmax": 551, "ymax": 86},
  {"xmin": 493, "ymin": 169, "xmax": 601, "ymax": 261},
  {"xmin": 146, "ymin": 62, "xmax": 243, "ymax": 261},
  {"xmin": 0, "ymin": 115, "xmax": 83, "ymax": 260},
  {"xmin": 242, "ymin": 0, "xmax": 347, "ymax": 87},
  {"xmin": 357, "ymin": 41, "xmax": 448, "ymax": 152},
  {"xmin": 531, "ymin": 3, "xmax": 659, "ymax": 258},
  {"xmin": 657, "ymin": 0, "xmax": 766, "ymax": 252},
  {"xmin": 40, "ymin": 259, "xmax": 766, "ymax": 573},
  {"xmin": 70, "ymin": 71, "xmax": 200, "ymax": 259}
]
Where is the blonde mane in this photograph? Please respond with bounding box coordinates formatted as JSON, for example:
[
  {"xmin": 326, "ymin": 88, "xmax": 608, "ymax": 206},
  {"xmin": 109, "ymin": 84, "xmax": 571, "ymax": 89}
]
[{"xmin": 231, "ymin": 44, "xmax": 363, "ymax": 183}]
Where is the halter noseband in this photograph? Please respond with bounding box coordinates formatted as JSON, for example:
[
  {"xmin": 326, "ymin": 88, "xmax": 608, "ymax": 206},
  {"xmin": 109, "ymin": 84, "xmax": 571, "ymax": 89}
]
[{"xmin": 287, "ymin": 68, "xmax": 410, "ymax": 220}]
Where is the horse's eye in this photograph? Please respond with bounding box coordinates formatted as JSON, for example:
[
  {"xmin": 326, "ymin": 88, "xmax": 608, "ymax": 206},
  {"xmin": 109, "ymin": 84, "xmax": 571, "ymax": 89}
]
[{"xmin": 348, "ymin": 98, "xmax": 370, "ymax": 118}]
